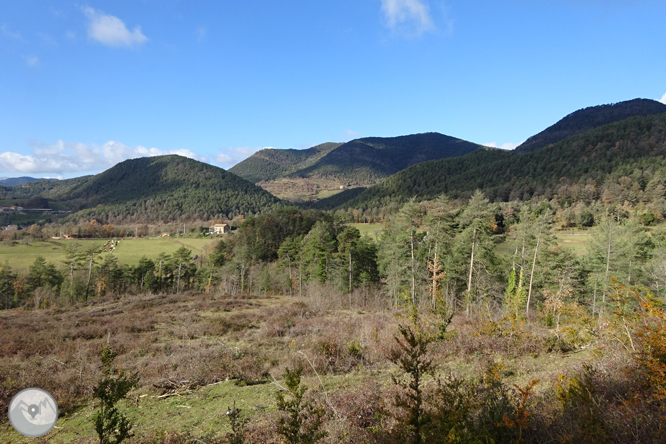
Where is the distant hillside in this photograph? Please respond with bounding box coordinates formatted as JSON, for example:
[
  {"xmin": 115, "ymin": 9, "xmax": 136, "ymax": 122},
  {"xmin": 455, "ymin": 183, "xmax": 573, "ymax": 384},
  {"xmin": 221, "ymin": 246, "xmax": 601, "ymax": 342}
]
[
  {"xmin": 288, "ymin": 133, "xmax": 482, "ymax": 185},
  {"xmin": 229, "ymin": 142, "xmax": 342, "ymax": 183},
  {"xmin": 64, "ymin": 155, "xmax": 285, "ymax": 222},
  {"xmin": 0, "ymin": 177, "xmax": 58, "ymax": 186},
  {"xmin": 329, "ymin": 112, "xmax": 666, "ymax": 210},
  {"xmin": 232, "ymin": 133, "xmax": 481, "ymax": 186},
  {"xmin": 515, "ymin": 98, "xmax": 666, "ymax": 153},
  {"xmin": 234, "ymin": 133, "xmax": 483, "ymax": 202},
  {"xmin": 0, "ymin": 176, "xmax": 90, "ymax": 201}
]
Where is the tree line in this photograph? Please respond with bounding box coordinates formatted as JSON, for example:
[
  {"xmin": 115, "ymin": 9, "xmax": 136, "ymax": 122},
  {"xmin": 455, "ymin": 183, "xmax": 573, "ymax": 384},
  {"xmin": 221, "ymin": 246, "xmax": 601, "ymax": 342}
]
[{"xmin": 4, "ymin": 192, "xmax": 666, "ymax": 326}]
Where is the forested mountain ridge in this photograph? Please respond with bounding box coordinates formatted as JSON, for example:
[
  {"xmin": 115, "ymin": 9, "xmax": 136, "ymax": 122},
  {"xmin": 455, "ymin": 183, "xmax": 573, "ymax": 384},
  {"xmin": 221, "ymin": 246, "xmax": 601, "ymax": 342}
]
[
  {"xmin": 515, "ymin": 98, "xmax": 666, "ymax": 153},
  {"xmin": 231, "ymin": 133, "xmax": 482, "ymax": 186},
  {"xmin": 62, "ymin": 155, "xmax": 285, "ymax": 222},
  {"xmin": 229, "ymin": 142, "xmax": 342, "ymax": 183},
  {"xmin": 287, "ymin": 132, "xmax": 483, "ymax": 185},
  {"xmin": 321, "ymin": 112, "xmax": 666, "ymax": 210}
]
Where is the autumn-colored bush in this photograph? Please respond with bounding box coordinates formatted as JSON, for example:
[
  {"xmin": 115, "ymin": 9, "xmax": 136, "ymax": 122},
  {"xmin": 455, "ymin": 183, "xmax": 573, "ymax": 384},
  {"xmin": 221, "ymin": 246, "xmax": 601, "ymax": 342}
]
[{"xmin": 633, "ymin": 289, "xmax": 666, "ymax": 400}]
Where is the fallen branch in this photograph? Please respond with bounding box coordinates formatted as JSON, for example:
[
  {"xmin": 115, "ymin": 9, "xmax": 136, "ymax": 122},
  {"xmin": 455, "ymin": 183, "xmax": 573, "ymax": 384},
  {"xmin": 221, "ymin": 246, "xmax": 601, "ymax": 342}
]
[
  {"xmin": 155, "ymin": 390, "xmax": 191, "ymax": 399},
  {"xmin": 623, "ymin": 323, "xmax": 636, "ymax": 352}
]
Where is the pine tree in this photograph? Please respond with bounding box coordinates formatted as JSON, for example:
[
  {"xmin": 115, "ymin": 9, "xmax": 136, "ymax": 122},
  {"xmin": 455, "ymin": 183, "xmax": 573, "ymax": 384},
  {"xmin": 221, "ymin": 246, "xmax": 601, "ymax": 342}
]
[{"xmin": 92, "ymin": 347, "xmax": 139, "ymax": 444}]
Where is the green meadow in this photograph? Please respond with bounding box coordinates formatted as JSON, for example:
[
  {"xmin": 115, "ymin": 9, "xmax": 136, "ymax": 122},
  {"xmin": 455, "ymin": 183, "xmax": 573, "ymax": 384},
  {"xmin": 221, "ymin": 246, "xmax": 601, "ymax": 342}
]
[
  {"xmin": 0, "ymin": 237, "xmax": 217, "ymax": 271},
  {"xmin": 347, "ymin": 223, "xmax": 385, "ymax": 239}
]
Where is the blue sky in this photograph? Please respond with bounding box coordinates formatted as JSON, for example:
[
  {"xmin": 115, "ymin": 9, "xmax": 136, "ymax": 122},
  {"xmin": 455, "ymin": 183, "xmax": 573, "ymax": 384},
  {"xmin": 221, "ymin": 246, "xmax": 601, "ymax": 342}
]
[{"xmin": 1, "ymin": 0, "xmax": 665, "ymax": 178}]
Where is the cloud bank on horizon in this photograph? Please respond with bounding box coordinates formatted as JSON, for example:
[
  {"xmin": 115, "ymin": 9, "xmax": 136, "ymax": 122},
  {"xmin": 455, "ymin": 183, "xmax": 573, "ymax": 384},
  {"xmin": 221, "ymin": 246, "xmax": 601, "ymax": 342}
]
[
  {"xmin": 0, "ymin": 141, "xmax": 202, "ymax": 177},
  {"xmin": 0, "ymin": 142, "xmax": 274, "ymax": 177}
]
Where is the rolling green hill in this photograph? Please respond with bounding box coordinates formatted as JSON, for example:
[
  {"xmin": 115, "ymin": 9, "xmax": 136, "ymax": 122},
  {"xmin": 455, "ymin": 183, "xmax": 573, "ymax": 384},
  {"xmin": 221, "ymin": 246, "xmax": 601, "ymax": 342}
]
[
  {"xmin": 323, "ymin": 112, "xmax": 666, "ymax": 210},
  {"xmin": 515, "ymin": 98, "xmax": 666, "ymax": 153},
  {"xmin": 64, "ymin": 155, "xmax": 285, "ymax": 221},
  {"xmin": 229, "ymin": 142, "xmax": 342, "ymax": 183},
  {"xmin": 0, "ymin": 156, "xmax": 285, "ymax": 223}
]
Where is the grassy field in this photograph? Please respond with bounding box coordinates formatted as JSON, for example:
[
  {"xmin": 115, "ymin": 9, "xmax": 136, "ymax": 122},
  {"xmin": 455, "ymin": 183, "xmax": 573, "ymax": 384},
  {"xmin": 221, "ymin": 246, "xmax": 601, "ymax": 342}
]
[
  {"xmin": 0, "ymin": 237, "xmax": 217, "ymax": 271},
  {"xmin": 554, "ymin": 231, "xmax": 591, "ymax": 255},
  {"xmin": 347, "ymin": 223, "xmax": 384, "ymax": 239},
  {"xmin": 316, "ymin": 189, "xmax": 343, "ymax": 199},
  {"xmin": 258, "ymin": 177, "xmax": 349, "ymax": 203}
]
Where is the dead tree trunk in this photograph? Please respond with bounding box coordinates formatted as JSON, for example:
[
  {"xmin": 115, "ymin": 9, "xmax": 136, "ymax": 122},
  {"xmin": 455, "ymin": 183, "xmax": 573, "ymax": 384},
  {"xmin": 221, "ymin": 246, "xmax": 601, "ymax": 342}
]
[
  {"xmin": 84, "ymin": 251, "xmax": 94, "ymax": 302},
  {"xmin": 466, "ymin": 228, "xmax": 477, "ymax": 317},
  {"xmin": 410, "ymin": 230, "xmax": 416, "ymax": 305},
  {"xmin": 526, "ymin": 236, "xmax": 540, "ymax": 317}
]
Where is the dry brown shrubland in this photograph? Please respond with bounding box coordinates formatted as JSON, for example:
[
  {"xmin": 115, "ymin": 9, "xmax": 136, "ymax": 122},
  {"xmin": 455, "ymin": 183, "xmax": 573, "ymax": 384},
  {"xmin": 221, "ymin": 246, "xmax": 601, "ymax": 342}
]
[{"xmin": 2, "ymin": 285, "xmax": 666, "ymax": 443}]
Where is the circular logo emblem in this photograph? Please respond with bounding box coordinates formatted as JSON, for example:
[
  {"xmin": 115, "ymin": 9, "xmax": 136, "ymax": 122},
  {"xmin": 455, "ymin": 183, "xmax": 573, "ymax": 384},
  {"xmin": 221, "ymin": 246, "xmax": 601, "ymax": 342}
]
[{"xmin": 8, "ymin": 388, "xmax": 59, "ymax": 437}]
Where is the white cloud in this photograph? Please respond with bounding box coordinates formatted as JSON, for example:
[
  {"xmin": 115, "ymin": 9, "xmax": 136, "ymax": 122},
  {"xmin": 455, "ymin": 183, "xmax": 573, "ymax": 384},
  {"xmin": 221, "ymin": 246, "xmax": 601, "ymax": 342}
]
[
  {"xmin": 65, "ymin": 30, "xmax": 76, "ymax": 41},
  {"xmin": 0, "ymin": 24, "xmax": 23, "ymax": 40},
  {"xmin": 381, "ymin": 0, "xmax": 435, "ymax": 36},
  {"xmin": 215, "ymin": 147, "xmax": 263, "ymax": 169},
  {"xmin": 23, "ymin": 55, "xmax": 40, "ymax": 67},
  {"xmin": 345, "ymin": 129, "xmax": 360, "ymax": 138},
  {"xmin": 0, "ymin": 140, "xmax": 204, "ymax": 175},
  {"xmin": 660, "ymin": 92, "xmax": 666, "ymax": 105},
  {"xmin": 483, "ymin": 142, "xmax": 522, "ymax": 151},
  {"xmin": 83, "ymin": 7, "xmax": 147, "ymax": 47}
]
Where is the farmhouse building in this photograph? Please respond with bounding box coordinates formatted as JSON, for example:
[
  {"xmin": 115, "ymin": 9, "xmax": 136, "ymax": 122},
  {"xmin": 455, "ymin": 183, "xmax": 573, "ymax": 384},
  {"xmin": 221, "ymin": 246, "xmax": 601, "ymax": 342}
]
[{"xmin": 210, "ymin": 223, "xmax": 230, "ymax": 235}]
